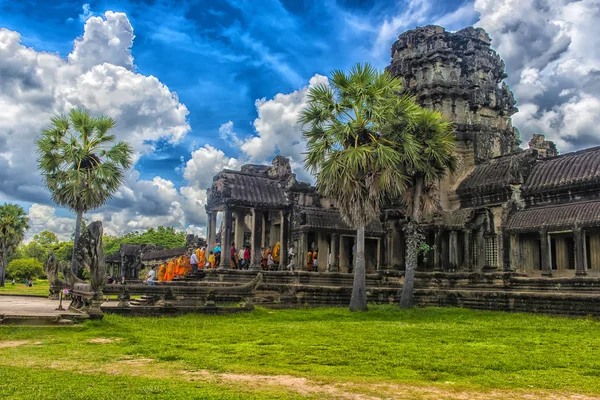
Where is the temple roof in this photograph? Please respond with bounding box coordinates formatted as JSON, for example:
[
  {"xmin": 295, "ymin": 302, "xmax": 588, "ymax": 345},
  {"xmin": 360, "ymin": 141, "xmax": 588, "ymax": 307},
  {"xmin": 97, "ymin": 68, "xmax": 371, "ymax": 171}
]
[
  {"xmin": 522, "ymin": 146, "xmax": 600, "ymax": 195},
  {"xmin": 141, "ymin": 246, "xmax": 188, "ymax": 261},
  {"xmin": 105, "ymin": 252, "xmax": 121, "ymax": 263},
  {"xmin": 120, "ymin": 244, "xmax": 145, "ymax": 256},
  {"xmin": 300, "ymin": 208, "xmax": 385, "ymax": 235},
  {"xmin": 457, "ymin": 151, "xmax": 535, "ymax": 201},
  {"xmin": 206, "ymin": 157, "xmax": 297, "ymax": 210},
  {"xmin": 505, "ymin": 201, "xmax": 600, "ymax": 233},
  {"xmin": 436, "ymin": 208, "xmax": 476, "ymax": 229}
]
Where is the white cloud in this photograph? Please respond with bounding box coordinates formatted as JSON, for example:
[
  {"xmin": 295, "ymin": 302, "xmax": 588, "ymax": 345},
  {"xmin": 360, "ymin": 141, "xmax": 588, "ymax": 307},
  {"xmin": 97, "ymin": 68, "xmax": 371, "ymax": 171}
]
[
  {"xmin": 26, "ymin": 204, "xmax": 76, "ymax": 242},
  {"xmin": 475, "ymin": 0, "xmax": 600, "ymax": 151},
  {"xmin": 237, "ymin": 74, "xmax": 327, "ymax": 181},
  {"xmin": 183, "ymin": 144, "xmax": 239, "ymax": 189},
  {"xmin": 218, "ymin": 121, "xmax": 243, "ymax": 148},
  {"xmin": 0, "ymin": 11, "xmax": 191, "ymax": 238}
]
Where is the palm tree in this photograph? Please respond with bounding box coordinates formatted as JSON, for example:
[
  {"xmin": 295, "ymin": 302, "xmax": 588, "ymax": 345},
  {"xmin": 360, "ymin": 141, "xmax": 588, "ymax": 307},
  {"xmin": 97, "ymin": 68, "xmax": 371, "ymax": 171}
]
[
  {"xmin": 388, "ymin": 108, "xmax": 457, "ymax": 308},
  {"xmin": 300, "ymin": 63, "xmax": 417, "ymax": 311},
  {"xmin": 0, "ymin": 203, "xmax": 29, "ymax": 286},
  {"xmin": 37, "ymin": 108, "xmax": 133, "ymax": 274}
]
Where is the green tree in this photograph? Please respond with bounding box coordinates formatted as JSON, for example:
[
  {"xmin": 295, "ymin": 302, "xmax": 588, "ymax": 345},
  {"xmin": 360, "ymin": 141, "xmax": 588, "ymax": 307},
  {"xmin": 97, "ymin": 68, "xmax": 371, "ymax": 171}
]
[
  {"xmin": 300, "ymin": 63, "xmax": 416, "ymax": 311},
  {"xmin": 0, "ymin": 204, "xmax": 29, "ymax": 286},
  {"xmin": 36, "ymin": 108, "xmax": 133, "ymax": 274},
  {"xmin": 7, "ymin": 258, "xmax": 44, "ymax": 281},
  {"xmin": 33, "ymin": 231, "xmax": 59, "ymax": 248},
  {"xmin": 388, "ymin": 108, "xmax": 457, "ymax": 308},
  {"xmin": 104, "ymin": 226, "xmax": 187, "ymax": 255}
]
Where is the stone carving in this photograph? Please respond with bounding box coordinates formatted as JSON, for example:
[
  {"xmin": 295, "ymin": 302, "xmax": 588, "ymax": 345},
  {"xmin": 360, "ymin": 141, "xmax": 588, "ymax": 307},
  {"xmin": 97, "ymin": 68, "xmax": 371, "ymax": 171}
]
[
  {"xmin": 44, "ymin": 253, "xmax": 67, "ymax": 299},
  {"xmin": 68, "ymin": 221, "xmax": 106, "ymax": 319},
  {"xmin": 387, "ymin": 25, "xmax": 520, "ymax": 164},
  {"xmin": 528, "ymin": 134, "xmax": 558, "ymax": 158}
]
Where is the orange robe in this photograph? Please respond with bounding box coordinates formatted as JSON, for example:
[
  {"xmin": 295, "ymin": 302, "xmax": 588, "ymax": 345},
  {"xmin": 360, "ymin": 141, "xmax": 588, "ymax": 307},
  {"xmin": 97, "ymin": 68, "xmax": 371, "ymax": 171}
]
[
  {"xmin": 165, "ymin": 261, "xmax": 175, "ymax": 281},
  {"xmin": 272, "ymin": 242, "xmax": 281, "ymax": 263},
  {"xmin": 306, "ymin": 251, "xmax": 313, "ymax": 271},
  {"xmin": 183, "ymin": 256, "xmax": 191, "ymax": 274},
  {"xmin": 174, "ymin": 256, "xmax": 184, "ymax": 276},
  {"xmin": 157, "ymin": 264, "xmax": 166, "ymax": 281},
  {"xmin": 208, "ymin": 254, "xmax": 215, "ymax": 268},
  {"xmin": 198, "ymin": 249, "xmax": 206, "ymax": 268}
]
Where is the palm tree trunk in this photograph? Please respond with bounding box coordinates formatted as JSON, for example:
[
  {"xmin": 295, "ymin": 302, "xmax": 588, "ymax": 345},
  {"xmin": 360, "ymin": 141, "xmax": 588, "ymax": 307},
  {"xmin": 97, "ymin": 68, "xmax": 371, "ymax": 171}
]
[
  {"xmin": 71, "ymin": 209, "xmax": 83, "ymax": 275},
  {"xmin": 350, "ymin": 225, "xmax": 368, "ymax": 311},
  {"xmin": 0, "ymin": 242, "xmax": 6, "ymax": 287},
  {"xmin": 400, "ymin": 175, "xmax": 424, "ymax": 309}
]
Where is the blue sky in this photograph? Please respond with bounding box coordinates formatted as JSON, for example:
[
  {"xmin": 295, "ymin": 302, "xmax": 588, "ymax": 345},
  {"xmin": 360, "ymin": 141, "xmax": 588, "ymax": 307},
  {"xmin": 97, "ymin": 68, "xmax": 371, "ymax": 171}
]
[{"xmin": 1, "ymin": 0, "xmax": 599, "ymax": 239}]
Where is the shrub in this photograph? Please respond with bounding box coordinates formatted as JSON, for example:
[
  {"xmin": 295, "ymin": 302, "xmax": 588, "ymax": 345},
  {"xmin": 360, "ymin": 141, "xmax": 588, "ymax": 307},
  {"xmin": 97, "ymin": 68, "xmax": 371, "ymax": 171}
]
[{"xmin": 7, "ymin": 258, "xmax": 45, "ymax": 281}]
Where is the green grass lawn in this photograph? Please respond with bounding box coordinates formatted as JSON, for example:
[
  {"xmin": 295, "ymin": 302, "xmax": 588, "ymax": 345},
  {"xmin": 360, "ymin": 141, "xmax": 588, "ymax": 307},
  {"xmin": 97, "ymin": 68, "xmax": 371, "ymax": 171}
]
[
  {"xmin": 0, "ymin": 279, "xmax": 49, "ymax": 296},
  {"xmin": 1, "ymin": 306, "xmax": 599, "ymax": 399}
]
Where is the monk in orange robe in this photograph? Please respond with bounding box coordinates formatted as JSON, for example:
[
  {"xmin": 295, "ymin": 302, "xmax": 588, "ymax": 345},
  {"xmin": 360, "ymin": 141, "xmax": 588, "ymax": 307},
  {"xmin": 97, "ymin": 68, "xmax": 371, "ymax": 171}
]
[
  {"xmin": 183, "ymin": 255, "xmax": 191, "ymax": 275},
  {"xmin": 165, "ymin": 261, "xmax": 175, "ymax": 281},
  {"xmin": 174, "ymin": 256, "xmax": 184, "ymax": 277},
  {"xmin": 197, "ymin": 247, "xmax": 206, "ymax": 269},
  {"xmin": 306, "ymin": 251, "xmax": 313, "ymax": 271},
  {"xmin": 157, "ymin": 264, "xmax": 166, "ymax": 281}
]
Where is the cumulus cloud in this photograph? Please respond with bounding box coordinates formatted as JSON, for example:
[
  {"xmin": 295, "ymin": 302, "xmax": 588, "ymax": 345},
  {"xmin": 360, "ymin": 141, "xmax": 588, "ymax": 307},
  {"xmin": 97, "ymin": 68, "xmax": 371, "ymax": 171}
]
[
  {"xmin": 237, "ymin": 74, "xmax": 328, "ymax": 181},
  {"xmin": 475, "ymin": 0, "xmax": 600, "ymax": 151},
  {"xmin": 26, "ymin": 204, "xmax": 76, "ymax": 242},
  {"xmin": 218, "ymin": 121, "xmax": 243, "ymax": 148},
  {"xmin": 0, "ymin": 11, "xmax": 191, "ymax": 238},
  {"xmin": 183, "ymin": 144, "xmax": 239, "ymax": 189}
]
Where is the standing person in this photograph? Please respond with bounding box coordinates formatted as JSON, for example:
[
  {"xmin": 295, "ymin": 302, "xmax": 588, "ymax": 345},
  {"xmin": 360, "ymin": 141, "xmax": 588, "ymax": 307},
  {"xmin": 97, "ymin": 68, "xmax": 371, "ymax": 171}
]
[
  {"xmin": 306, "ymin": 250, "xmax": 313, "ymax": 271},
  {"xmin": 190, "ymin": 250, "xmax": 199, "ymax": 274},
  {"xmin": 208, "ymin": 251, "xmax": 215, "ymax": 268},
  {"xmin": 287, "ymin": 245, "xmax": 296, "ymax": 271},
  {"xmin": 238, "ymin": 247, "xmax": 246, "ymax": 269},
  {"xmin": 313, "ymin": 249, "xmax": 319, "ymax": 272},
  {"xmin": 158, "ymin": 264, "xmax": 166, "ymax": 281},
  {"xmin": 198, "ymin": 247, "xmax": 206, "ymax": 269},
  {"xmin": 146, "ymin": 266, "xmax": 156, "ymax": 286},
  {"xmin": 267, "ymin": 252, "xmax": 274, "ymax": 270},
  {"xmin": 214, "ymin": 242, "xmax": 222, "ymax": 267},
  {"xmin": 231, "ymin": 244, "xmax": 238, "ymax": 269},
  {"xmin": 244, "ymin": 246, "xmax": 250, "ymax": 269}
]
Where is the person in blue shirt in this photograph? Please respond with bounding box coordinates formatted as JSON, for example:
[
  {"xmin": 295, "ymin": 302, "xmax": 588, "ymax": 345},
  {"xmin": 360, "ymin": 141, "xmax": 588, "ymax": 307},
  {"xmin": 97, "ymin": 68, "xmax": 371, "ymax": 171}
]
[{"xmin": 213, "ymin": 242, "xmax": 222, "ymax": 267}]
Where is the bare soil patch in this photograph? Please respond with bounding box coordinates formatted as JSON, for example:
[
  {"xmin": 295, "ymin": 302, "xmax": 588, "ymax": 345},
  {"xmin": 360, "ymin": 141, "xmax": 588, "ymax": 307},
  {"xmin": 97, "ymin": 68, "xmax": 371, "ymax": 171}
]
[
  {"xmin": 86, "ymin": 338, "xmax": 121, "ymax": 344},
  {"xmin": 0, "ymin": 340, "xmax": 32, "ymax": 348}
]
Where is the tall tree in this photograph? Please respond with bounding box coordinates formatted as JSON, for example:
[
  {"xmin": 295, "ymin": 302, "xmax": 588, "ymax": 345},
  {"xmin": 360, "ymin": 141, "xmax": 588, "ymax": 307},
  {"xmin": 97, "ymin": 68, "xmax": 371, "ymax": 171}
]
[
  {"xmin": 0, "ymin": 204, "xmax": 29, "ymax": 286},
  {"xmin": 37, "ymin": 108, "xmax": 133, "ymax": 274},
  {"xmin": 300, "ymin": 63, "xmax": 416, "ymax": 311},
  {"xmin": 388, "ymin": 108, "xmax": 457, "ymax": 308}
]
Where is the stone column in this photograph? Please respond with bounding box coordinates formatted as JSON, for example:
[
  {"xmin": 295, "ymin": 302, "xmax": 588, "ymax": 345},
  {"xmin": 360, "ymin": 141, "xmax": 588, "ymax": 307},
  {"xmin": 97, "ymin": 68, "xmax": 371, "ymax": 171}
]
[
  {"xmin": 261, "ymin": 214, "xmax": 268, "ymax": 250},
  {"xmin": 575, "ymin": 227, "xmax": 588, "ymax": 276},
  {"xmin": 434, "ymin": 229, "xmax": 443, "ymax": 271},
  {"xmin": 339, "ymin": 235, "xmax": 348, "ymax": 272},
  {"xmin": 221, "ymin": 208, "xmax": 232, "ymax": 268},
  {"xmin": 376, "ymin": 238, "xmax": 382, "ymax": 270},
  {"xmin": 463, "ymin": 230, "xmax": 472, "ymax": 271},
  {"xmin": 280, "ymin": 211, "xmax": 289, "ymax": 267},
  {"xmin": 250, "ymin": 209, "xmax": 264, "ymax": 270},
  {"xmin": 540, "ymin": 229, "xmax": 552, "ymax": 277},
  {"xmin": 502, "ymin": 232, "xmax": 512, "ymax": 272},
  {"xmin": 331, "ymin": 234, "xmax": 340, "ymax": 272},
  {"xmin": 449, "ymin": 231, "xmax": 458, "ymax": 270},
  {"xmin": 207, "ymin": 211, "xmax": 217, "ymax": 252},
  {"xmin": 509, "ymin": 234, "xmax": 520, "ymax": 272},
  {"xmin": 298, "ymin": 232, "xmax": 308, "ymax": 269},
  {"xmin": 234, "ymin": 211, "xmax": 246, "ymax": 250},
  {"xmin": 317, "ymin": 232, "xmax": 328, "ymax": 272}
]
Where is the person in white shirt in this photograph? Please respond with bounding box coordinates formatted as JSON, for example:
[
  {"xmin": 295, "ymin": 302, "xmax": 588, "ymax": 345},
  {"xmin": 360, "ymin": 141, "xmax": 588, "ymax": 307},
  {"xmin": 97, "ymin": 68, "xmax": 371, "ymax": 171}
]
[
  {"xmin": 146, "ymin": 266, "xmax": 156, "ymax": 286},
  {"xmin": 238, "ymin": 247, "xmax": 245, "ymax": 269},
  {"xmin": 190, "ymin": 251, "xmax": 199, "ymax": 273}
]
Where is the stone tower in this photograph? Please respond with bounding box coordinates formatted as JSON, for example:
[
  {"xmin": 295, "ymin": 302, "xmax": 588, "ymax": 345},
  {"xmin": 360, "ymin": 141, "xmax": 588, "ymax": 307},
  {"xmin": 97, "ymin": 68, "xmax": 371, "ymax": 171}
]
[{"xmin": 387, "ymin": 25, "xmax": 520, "ymax": 165}]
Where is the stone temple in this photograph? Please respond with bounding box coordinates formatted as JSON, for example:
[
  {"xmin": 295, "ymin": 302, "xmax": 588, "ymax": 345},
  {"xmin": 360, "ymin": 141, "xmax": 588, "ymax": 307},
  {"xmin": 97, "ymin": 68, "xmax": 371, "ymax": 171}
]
[{"xmin": 206, "ymin": 25, "xmax": 600, "ymax": 280}]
